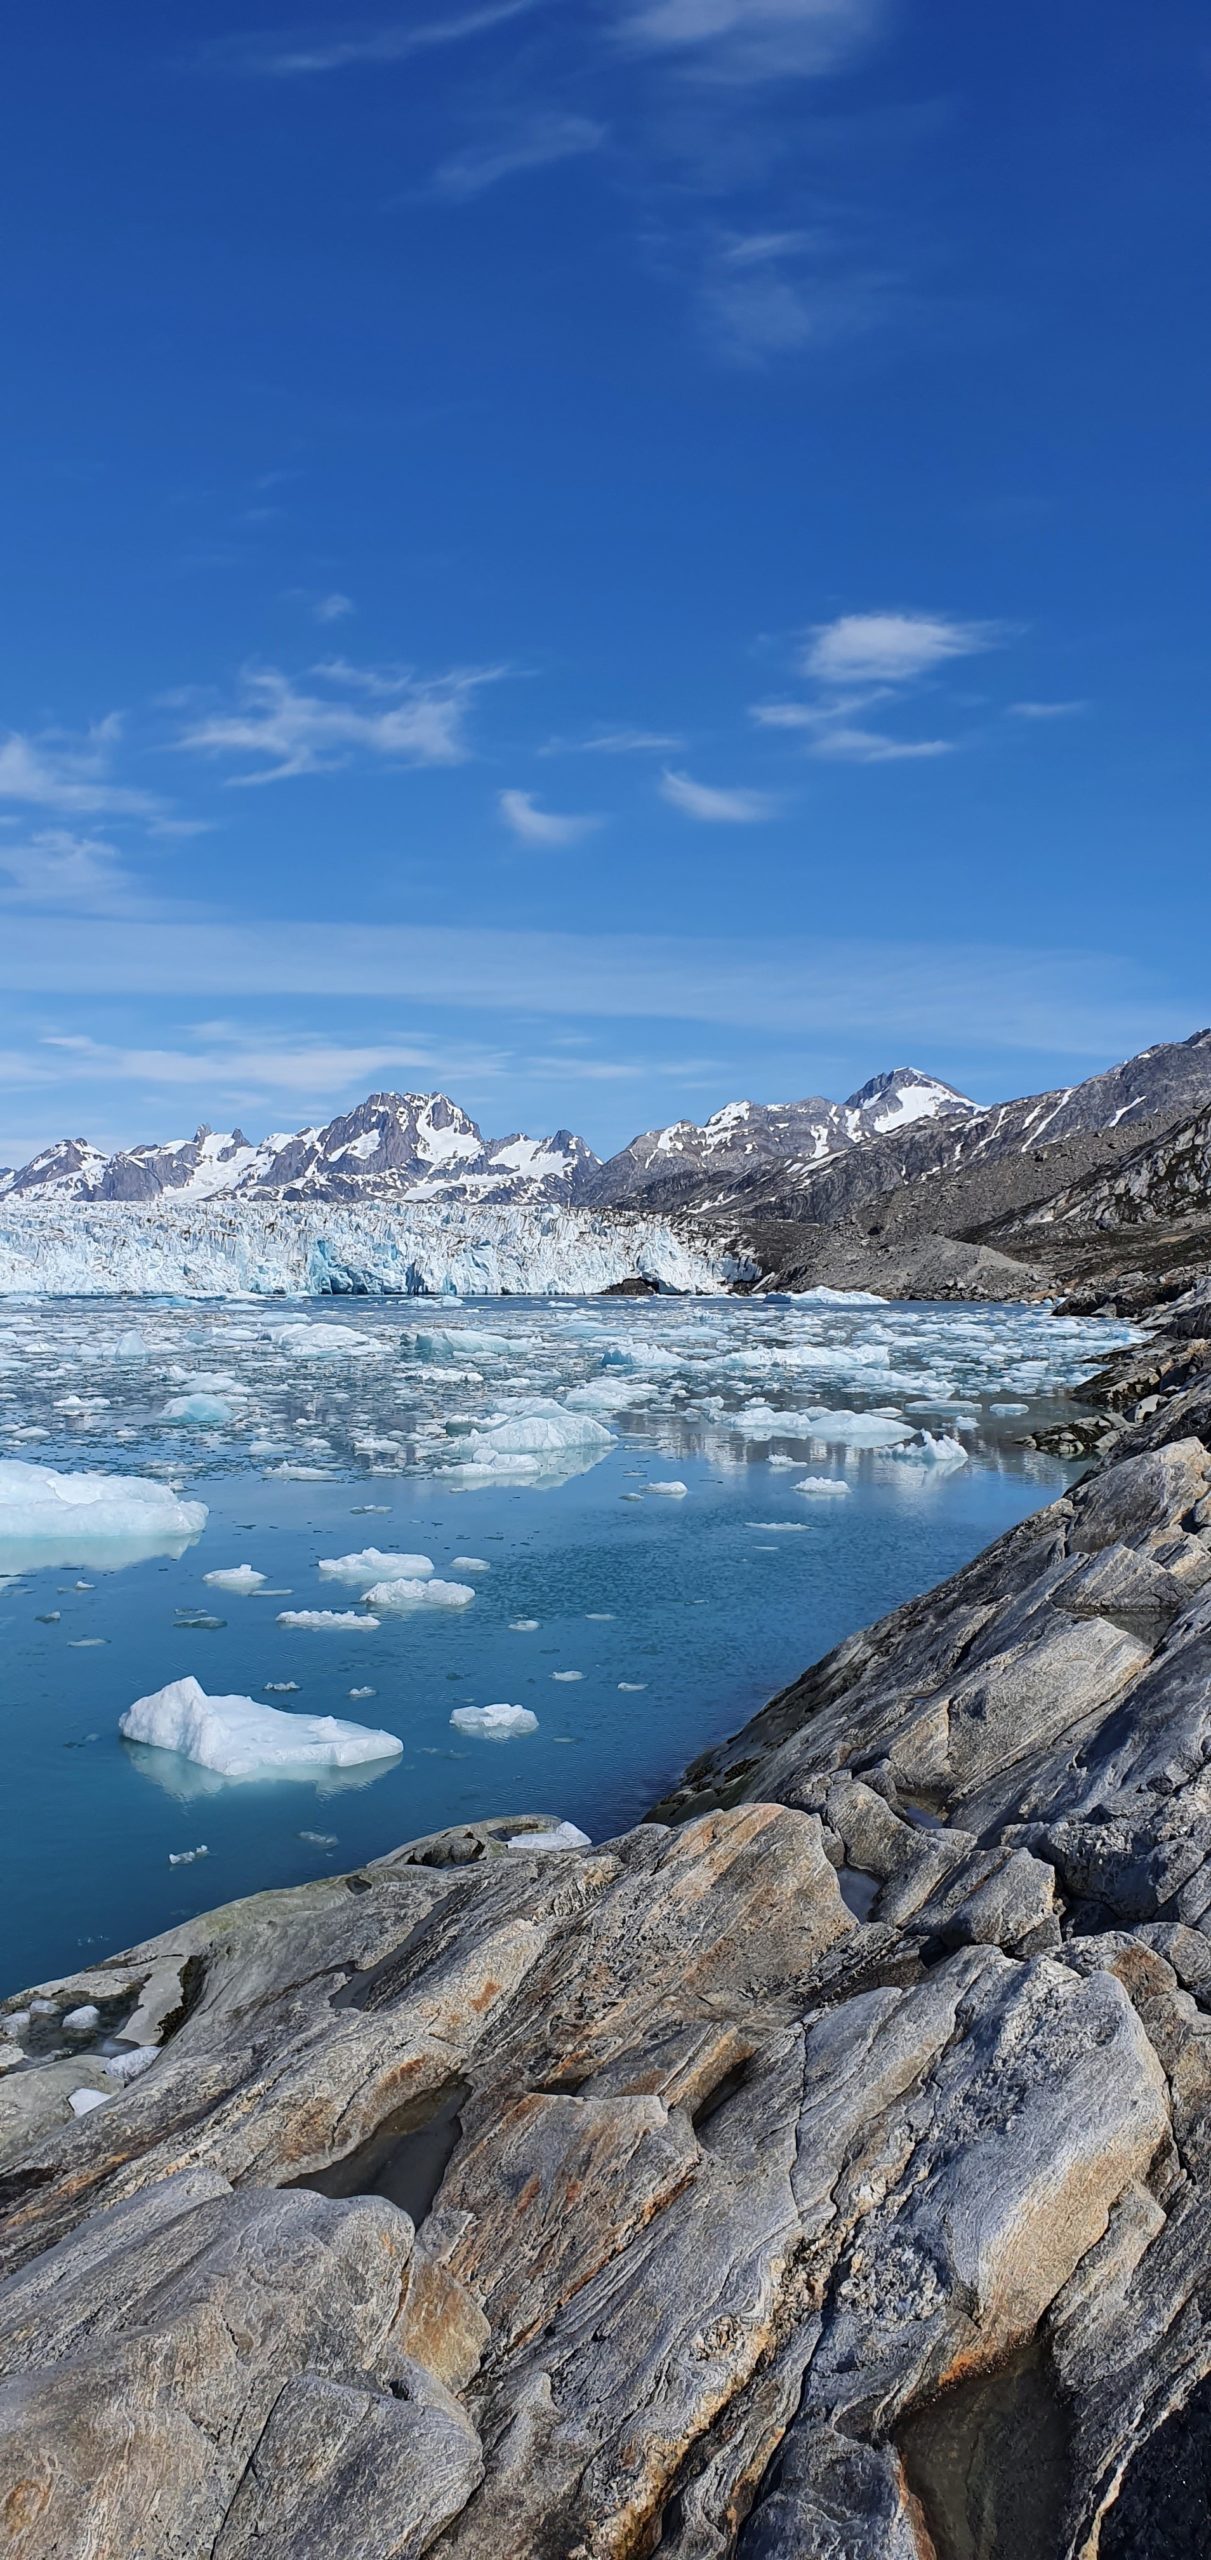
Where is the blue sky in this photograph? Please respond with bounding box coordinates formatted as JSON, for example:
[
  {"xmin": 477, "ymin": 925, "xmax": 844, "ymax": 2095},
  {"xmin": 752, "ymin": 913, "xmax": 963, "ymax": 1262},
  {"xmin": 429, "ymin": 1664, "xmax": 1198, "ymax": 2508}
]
[{"xmin": 1, "ymin": 0, "xmax": 1208, "ymax": 1164}]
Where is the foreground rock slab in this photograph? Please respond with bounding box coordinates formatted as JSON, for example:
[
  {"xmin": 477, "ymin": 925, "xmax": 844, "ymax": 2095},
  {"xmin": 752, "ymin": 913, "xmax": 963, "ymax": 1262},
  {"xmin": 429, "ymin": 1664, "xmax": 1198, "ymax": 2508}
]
[{"xmin": 4, "ymin": 1318, "xmax": 1211, "ymax": 2556}]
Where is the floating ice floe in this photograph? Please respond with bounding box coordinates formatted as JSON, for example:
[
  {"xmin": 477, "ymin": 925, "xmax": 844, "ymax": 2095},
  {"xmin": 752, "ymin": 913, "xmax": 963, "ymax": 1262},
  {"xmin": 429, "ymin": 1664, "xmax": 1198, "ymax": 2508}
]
[
  {"xmin": 506, "ymin": 1821, "xmax": 591, "ymax": 1854},
  {"xmin": 273, "ymin": 1320, "xmax": 385, "ymax": 1358},
  {"xmin": 749, "ymin": 1521, "xmax": 815, "ymax": 1533},
  {"xmin": 618, "ymin": 1681, "xmax": 647, "ymax": 1692},
  {"xmin": 647, "ymin": 1481, "xmax": 688, "ymax": 1498},
  {"xmin": 364, "ymin": 1576, "xmax": 475, "ymax": 1612},
  {"xmin": 450, "ymin": 1703, "xmax": 538, "ymax": 1738},
  {"xmin": 0, "ymin": 1460, "xmax": 207, "ymax": 1573},
  {"xmin": 552, "ymin": 1670, "xmax": 584, "ymax": 1682},
  {"xmin": 348, "ymin": 1686, "xmax": 376, "ymax": 1699},
  {"xmin": 509, "ymin": 1618, "xmax": 540, "ymax": 1631},
  {"xmin": 276, "ymin": 1608, "xmax": 380, "ymax": 1631},
  {"xmin": 793, "ymin": 1477, "xmax": 851, "ymax": 1497},
  {"xmin": 121, "ymin": 1674, "xmax": 402, "ymax": 1777},
  {"xmin": 451, "ymin": 1555, "xmax": 490, "ymax": 1571},
  {"xmin": 168, "ymin": 1845, "xmax": 209, "ymax": 1865},
  {"xmin": 319, "ymin": 1549, "xmax": 434, "ymax": 1583},
  {"xmin": 202, "ymin": 1565, "xmax": 266, "ymax": 1594},
  {"xmin": 886, "ymin": 1431, "xmax": 969, "ymax": 1470},
  {"xmin": 163, "ymin": 1393, "xmax": 238, "ymax": 1426}
]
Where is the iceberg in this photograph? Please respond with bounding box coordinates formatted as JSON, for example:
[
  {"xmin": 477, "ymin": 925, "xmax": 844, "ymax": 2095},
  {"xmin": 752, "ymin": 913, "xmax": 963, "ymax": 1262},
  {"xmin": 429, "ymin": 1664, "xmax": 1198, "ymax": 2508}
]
[
  {"xmin": 319, "ymin": 1549, "xmax": 434, "ymax": 1583},
  {"xmin": 450, "ymin": 1703, "xmax": 538, "ymax": 1737},
  {"xmin": 364, "ymin": 1577, "xmax": 475, "ymax": 1611},
  {"xmin": 0, "ymin": 1460, "xmax": 207, "ymax": 1573},
  {"xmin": 120, "ymin": 1674, "xmax": 403, "ymax": 1777},
  {"xmin": 647, "ymin": 1480, "xmax": 688, "ymax": 1497},
  {"xmin": 202, "ymin": 1564, "xmax": 266, "ymax": 1593},
  {"xmin": 276, "ymin": 1608, "xmax": 380, "ymax": 1631},
  {"xmin": 162, "ymin": 1393, "xmax": 237, "ymax": 1426},
  {"xmin": 793, "ymin": 1477, "xmax": 851, "ymax": 1497}
]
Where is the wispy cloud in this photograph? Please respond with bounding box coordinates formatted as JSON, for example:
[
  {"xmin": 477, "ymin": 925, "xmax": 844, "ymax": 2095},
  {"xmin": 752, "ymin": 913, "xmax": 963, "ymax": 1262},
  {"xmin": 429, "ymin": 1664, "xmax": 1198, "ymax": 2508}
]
[
  {"xmin": 499, "ymin": 789, "xmax": 602, "ymax": 847},
  {"xmin": 0, "ymin": 720, "xmax": 166, "ymax": 823},
  {"xmin": 177, "ymin": 660, "xmax": 500, "ymax": 782},
  {"xmin": 806, "ymin": 725, "xmax": 953, "ymax": 764},
  {"xmin": 34, "ymin": 1030, "xmax": 475, "ymax": 1097},
  {"xmin": 0, "ymin": 915, "xmax": 1194, "ymax": 1063},
  {"xmin": 659, "ymin": 768, "xmax": 775, "ymax": 822},
  {"xmin": 210, "ymin": 2, "xmax": 545, "ymax": 79},
  {"xmin": 700, "ymin": 228, "xmax": 899, "ymax": 365},
  {"xmin": 433, "ymin": 115, "xmax": 607, "ymax": 201},
  {"xmin": 313, "ymin": 592, "xmax": 355, "ymax": 624},
  {"xmin": 1009, "ymin": 699, "xmax": 1088, "ymax": 720},
  {"xmin": 804, "ymin": 612, "xmax": 1001, "ymax": 684},
  {"xmin": 541, "ymin": 728, "xmax": 685, "ymax": 756},
  {"xmin": 0, "ymin": 829, "xmax": 139, "ymax": 912},
  {"xmin": 615, "ymin": 0, "xmax": 884, "ymax": 84},
  {"xmin": 751, "ymin": 611, "xmax": 1003, "ymax": 762}
]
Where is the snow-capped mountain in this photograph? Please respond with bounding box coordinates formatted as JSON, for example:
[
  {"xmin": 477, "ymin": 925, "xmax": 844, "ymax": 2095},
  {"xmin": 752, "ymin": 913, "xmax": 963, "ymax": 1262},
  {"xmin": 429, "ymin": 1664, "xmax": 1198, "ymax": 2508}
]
[
  {"xmin": 0, "ymin": 1095, "xmax": 600, "ymax": 1209},
  {"xmin": 584, "ymin": 1070, "xmax": 978, "ymax": 1209}
]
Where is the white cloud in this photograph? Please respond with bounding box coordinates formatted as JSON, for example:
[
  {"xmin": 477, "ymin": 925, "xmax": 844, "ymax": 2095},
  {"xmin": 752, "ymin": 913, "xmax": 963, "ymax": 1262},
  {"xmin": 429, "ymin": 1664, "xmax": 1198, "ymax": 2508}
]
[
  {"xmin": 1009, "ymin": 699, "xmax": 1087, "ymax": 719},
  {"xmin": 0, "ymin": 829, "xmax": 137, "ymax": 911},
  {"xmin": 499, "ymin": 789, "xmax": 602, "ymax": 847},
  {"xmin": 0, "ymin": 721, "xmax": 165, "ymax": 822},
  {"xmin": 616, "ymin": 0, "xmax": 883, "ymax": 83},
  {"xmin": 214, "ymin": 2, "xmax": 545, "ymax": 78},
  {"xmin": 434, "ymin": 115, "xmax": 607, "ymax": 201},
  {"xmin": 177, "ymin": 661, "xmax": 499, "ymax": 783},
  {"xmin": 34, "ymin": 1031, "xmax": 468, "ymax": 1096},
  {"xmin": 313, "ymin": 592, "xmax": 355, "ymax": 624},
  {"xmin": 806, "ymin": 726, "xmax": 954, "ymax": 764},
  {"xmin": 701, "ymin": 230, "xmax": 894, "ymax": 365},
  {"xmin": 804, "ymin": 613, "xmax": 1000, "ymax": 685},
  {"xmin": 659, "ymin": 768, "xmax": 774, "ymax": 822},
  {"xmin": 541, "ymin": 728, "xmax": 685, "ymax": 756}
]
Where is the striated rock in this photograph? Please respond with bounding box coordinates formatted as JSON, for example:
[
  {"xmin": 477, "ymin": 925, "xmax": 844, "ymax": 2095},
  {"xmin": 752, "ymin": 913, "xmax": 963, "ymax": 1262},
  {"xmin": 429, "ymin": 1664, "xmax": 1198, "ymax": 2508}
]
[{"xmin": 2, "ymin": 1343, "xmax": 1211, "ymax": 2554}]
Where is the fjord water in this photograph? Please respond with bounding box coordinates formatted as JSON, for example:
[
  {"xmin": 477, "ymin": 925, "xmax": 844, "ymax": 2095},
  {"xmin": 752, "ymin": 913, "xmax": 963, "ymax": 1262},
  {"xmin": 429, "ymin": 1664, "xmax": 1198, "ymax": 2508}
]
[{"xmin": 0, "ymin": 1292, "xmax": 1135, "ymax": 1990}]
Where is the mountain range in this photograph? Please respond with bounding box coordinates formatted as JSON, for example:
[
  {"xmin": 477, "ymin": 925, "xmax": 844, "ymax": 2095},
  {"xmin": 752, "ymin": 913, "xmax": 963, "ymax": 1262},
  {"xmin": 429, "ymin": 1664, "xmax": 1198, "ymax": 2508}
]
[{"xmin": 4, "ymin": 1032, "xmax": 1211, "ymax": 1301}]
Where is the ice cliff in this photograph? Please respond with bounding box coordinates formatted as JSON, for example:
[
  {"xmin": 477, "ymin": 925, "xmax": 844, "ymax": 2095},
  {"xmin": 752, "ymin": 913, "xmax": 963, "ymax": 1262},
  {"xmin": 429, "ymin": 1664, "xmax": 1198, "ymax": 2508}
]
[{"xmin": 0, "ymin": 1200, "xmax": 735, "ymax": 1300}]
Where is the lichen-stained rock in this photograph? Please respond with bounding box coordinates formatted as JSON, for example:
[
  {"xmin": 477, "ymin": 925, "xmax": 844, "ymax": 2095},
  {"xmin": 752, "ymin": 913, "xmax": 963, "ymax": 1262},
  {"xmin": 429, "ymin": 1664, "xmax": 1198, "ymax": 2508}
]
[
  {"xmin": 1, "ymin": 1334, "xmax": 1211, "ymax": 2558},
  {"xmin": 0, "ymin": 2182, "xmax": 420, "ymax": 2560},
  {"xmin": 212, "ymin": 2366, "xmax": 484, "ymax": 2560}
]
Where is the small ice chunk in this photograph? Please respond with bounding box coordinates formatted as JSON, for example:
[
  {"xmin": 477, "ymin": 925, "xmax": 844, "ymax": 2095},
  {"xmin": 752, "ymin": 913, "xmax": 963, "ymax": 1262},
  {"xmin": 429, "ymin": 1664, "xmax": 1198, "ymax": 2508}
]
[
  {"xmin": 748, "ymin": 1521, "xmax": 814, "ymax": 1532},
  {"xmin": 793, "ymin": 1477, "xmax": 851, "ymax": 1497},
  {"xmin": 68, "ymin": 2088, "xmax": 110, "ymax": 2117},
  {"xmin": 62, "ymin": 2005, "xmax": 101, "ymax": 2035},
  {"xmin": 264, "ymin": 1681, "xmax": 300, "ymax": 1693},
  {"xmin": 348, "ymin": 1685, "xmax": 376, "ymax": 1699},
  {"xmin": 122, "ymin": 1675, "xmax": 402, "ymax": 1777},
  {"xmin": 203, "ymin": 1565, "xmax": 266, "ymax": 1594},
  {"xmin": 648, "ymin": 1481, "xmax": 688, "ymax": 1497},
  {"xmin": 506, "ymin": 1821, "xmax": 591, "ymax": 1854},
  {"xmin": 509, "ymin": 1619, "xmax": 540, "ymax": 1631},
  {"xmin": 586, "ymin": 1612, "xmax": 615, "ymax": 1621},
  {"xmin": 276, "ymin": 1609, "xmax": 380, "ymax": 1631},
  {"xmin": 319, "ymin": 1549, "xmax": 434, "ymax": 1583},
  {"xmin": 552, "ymin": 1670, "xmax": 584, "ymax": 1682},
  {"xmin": 364, "ymin": 1578, "xmax": 475, "ymax": 1612},
  {"xmin": 451, "ymin": 1555, "xmax": 490, "ymax": 1571},
  {"xmin": 617, "ymin": 1682, "xmax": 648, "ymax": 1692},
  {"xmin": 300, "ymin": 1830, "xmax": 338, "ymax": 1846},
  {"xmin": 990, "ymin": 1401, "xmax": 1029, "ymax": 1416},
  {"xmin": 168, "ymin": 1846, "xmax": 209, "ymax": 1866},
  {"xmin": 163, "ymin": 1394, "xmax": 236, "ymax": 1426},
  {"xmin": 768, "ymin": 1453, "xmax": 797, "ymax": 1468},
  {"xmin": 103, "ymin": 2045, "xmax": 158, "ymax": 2084},
  {"xmin": 451, "ymin": 1702, "xmax": 538, "ymax": 1737}
]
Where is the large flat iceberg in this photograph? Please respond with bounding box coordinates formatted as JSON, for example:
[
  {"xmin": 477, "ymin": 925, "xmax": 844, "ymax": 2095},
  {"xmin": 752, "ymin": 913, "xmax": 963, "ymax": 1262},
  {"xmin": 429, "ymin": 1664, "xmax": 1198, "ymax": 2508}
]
[
  {"xmin": 0, "ymin": 1460, "xmax": 207, "ymax": 1572},
  {"xmin": 120, "ymin": 1675, "xmax": 403, "ymax": 1778}
]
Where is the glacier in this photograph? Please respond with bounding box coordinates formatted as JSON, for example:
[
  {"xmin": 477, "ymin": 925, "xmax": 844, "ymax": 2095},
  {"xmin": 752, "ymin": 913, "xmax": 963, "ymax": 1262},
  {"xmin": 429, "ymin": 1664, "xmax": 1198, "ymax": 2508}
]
[{"xmin": 0, "ymin": 1199, "xmax": 735, "ymax": 1300}]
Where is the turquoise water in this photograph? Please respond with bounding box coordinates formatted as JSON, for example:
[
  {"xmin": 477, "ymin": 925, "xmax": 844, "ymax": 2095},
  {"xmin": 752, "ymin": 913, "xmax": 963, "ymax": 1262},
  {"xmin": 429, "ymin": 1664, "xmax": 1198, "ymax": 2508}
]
[{"xmin": 0, "ymin": 1293, "xmax": 1131, "ymax": 1990}]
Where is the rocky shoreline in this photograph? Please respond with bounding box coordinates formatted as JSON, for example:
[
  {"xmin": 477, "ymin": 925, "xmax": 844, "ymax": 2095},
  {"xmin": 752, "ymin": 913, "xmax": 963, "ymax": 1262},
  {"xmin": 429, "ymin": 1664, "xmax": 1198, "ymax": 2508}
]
[{"xmin": 3, "ymin": 1278, "xmax": 1211, "ymax": 2556}]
